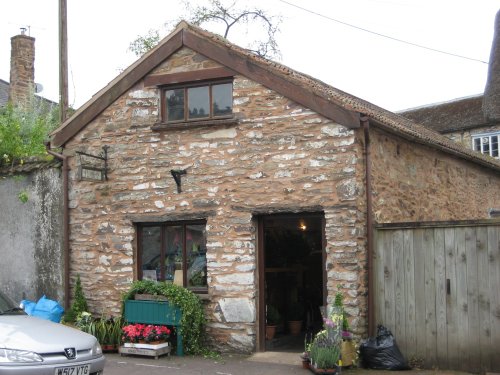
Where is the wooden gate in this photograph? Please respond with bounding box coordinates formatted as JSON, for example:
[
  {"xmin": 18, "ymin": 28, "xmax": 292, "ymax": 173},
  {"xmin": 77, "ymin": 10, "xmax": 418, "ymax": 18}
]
[{"xmin": 374, "ymin": 220, "xmax": 500, "ymax": 372}]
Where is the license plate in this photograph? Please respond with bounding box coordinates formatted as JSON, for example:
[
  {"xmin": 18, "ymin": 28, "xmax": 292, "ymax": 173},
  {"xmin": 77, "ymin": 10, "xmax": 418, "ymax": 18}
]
[{"xmin": 55, "ymin": 364, "xmax": 90, "ymax": 375}]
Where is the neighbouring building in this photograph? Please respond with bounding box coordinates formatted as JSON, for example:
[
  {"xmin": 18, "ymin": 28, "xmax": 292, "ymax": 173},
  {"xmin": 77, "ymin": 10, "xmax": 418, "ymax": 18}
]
[
  {"xmin": 49, "ymin": 21, "xmax": 500, "ymax": 371},
  {"xmin": 0, "ymin": 28, "xmax": 56, "ymax": 110},
  {"xmin": 401, "ymin": 10, "xmax": 500, "ymax": 161},
  {"xmin": 0, "ymin": 30, "xmax": 62, "ymax": 303}
]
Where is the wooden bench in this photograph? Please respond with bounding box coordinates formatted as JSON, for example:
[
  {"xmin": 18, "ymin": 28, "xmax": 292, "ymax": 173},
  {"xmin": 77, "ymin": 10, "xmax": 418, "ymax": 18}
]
[{"xmin": 124, "ymin": 299, "xmax": 184, "ymax": 356}]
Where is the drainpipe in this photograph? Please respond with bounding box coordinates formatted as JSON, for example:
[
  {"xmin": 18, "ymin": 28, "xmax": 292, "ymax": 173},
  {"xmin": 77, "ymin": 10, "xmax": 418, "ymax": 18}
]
[
  {"xmin": 45, "ymin": 142, "xmax": 70, "ymax": 310},
  {"xmin": 361, "ymin": 116, "xmax": 375, "ymax": 337}
]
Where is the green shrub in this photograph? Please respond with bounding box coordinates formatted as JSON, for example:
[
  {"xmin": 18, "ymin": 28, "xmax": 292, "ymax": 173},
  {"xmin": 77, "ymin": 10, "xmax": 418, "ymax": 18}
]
[
  {"xmin": 0, "ymin": 103, "xmax": 58, "ymax": 167},
  {"xmin": 63, "ymin": 274, "xmax": 89, "ymax": 323}
]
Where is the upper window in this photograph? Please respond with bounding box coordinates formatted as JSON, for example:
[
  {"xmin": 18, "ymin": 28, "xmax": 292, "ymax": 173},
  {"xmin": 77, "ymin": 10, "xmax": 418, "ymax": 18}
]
[
  {"xmin": 472, "ymin": 133, "xmax": 499, "ymax": 159},
  {"xmin": 138, "ymin": 221, "xmax": 207, "ymax": 293},
  {"xmin": 163, "ymin": 80, "xmax": 233, "ymax": 123}
]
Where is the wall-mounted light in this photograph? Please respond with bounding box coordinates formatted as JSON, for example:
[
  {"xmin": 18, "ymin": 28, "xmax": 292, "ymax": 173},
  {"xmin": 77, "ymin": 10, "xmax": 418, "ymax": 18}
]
[{"xmin": 299, "ymin": 220, "xmax": 307, "ymax": 231}]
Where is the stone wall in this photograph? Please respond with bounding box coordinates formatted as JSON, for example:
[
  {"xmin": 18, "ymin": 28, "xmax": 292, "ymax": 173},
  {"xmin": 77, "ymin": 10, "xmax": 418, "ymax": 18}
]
[
  {"xmin": 370, "ymin": 127, "xmax": 500, "ymax": 222},
  {"xmin": 63, "ymin": 48, "xmax": 368, "ymax": 351},
  {"xmin": 61, "ymin": 47, "xmax": 500, "ymax": 352},
  {"xmin": 0, "ymin": 166, "xmax": 64, "ymax": 304}
]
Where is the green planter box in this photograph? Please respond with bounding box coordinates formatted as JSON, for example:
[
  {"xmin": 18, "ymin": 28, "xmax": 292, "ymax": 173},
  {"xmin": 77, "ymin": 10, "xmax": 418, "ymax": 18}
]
[{"xmin": 124, "ymin": 299, "xmax": 183, "ymax": 356}]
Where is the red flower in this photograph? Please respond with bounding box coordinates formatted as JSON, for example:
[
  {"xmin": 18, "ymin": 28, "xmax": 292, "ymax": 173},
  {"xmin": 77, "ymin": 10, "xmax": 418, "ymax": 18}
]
[{"xmin": 122, "ymin": 323, "xmax": 171, "ymax": 343}]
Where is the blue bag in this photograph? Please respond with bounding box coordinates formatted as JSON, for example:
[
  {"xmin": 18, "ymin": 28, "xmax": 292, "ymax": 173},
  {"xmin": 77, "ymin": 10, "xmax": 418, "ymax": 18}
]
[
  {"xmin": 31, "ymin": 295, "xmax": 65, "ymax": 322},
  {"xmin": 21, "ymin": 299, "xmax": 36, "ymax": 315}
]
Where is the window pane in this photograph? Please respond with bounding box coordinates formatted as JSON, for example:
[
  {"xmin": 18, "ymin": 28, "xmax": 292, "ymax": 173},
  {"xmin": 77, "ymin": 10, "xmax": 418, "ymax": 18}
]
[
  {"xmin": 473, "ymin": 137, "xmax": 481, "ymax": 151},
  {"xmin": 212, "ymin": 83, "xmax": 232, "ymax": 117},
  {"xmin": 186, "ymin": 224, "xmax": 207, "ymax": 288},
  {"xmin": 166, "ymin": 89, "xmax": 185, "ymax": 122},
  {"xmin": 141, "ymin": 226, "xmax": 161, "ymax": 281},
  {"xmin": 164, "ymin": 226, "xmax": 183, "ymax": 283},
  {"xmin": 482, "ymin": 137, "xmax": 490, "ymax": 154},
  {"xmin": 188, "ymin": 86, "xmax": 209, "ymax": 119},
  {"xmin": 491, "ymin": 135, "xmax": 498, "ymax": 157}
]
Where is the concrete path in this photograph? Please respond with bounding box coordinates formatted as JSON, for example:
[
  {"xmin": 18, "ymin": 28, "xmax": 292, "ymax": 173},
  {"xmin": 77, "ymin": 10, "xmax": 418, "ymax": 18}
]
[{"xmin": 103, "ymin": 351, "xmax": 477, "ymax": 375}]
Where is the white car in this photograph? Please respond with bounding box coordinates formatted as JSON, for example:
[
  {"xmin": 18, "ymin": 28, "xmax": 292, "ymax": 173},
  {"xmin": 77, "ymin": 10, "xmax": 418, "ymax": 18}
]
[{"xmin": 0, "ymin": 290, "xmax": 105, "ymax": 375}]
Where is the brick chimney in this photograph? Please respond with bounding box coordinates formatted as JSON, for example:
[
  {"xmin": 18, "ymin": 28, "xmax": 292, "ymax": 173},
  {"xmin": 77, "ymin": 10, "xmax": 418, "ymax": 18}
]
[
  {"xmin": 483, "ymin": 10, "xmax": 500, "ymax": 121},
  {"xmin": 8, "ymin": 28, "xmax": 35, "ymax": 107}
]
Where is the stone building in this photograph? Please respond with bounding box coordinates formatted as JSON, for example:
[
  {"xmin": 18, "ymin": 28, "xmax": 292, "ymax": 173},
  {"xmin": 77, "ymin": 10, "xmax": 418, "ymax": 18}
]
[{"xmin": 50, "ymin": 21, "xmax": 500, "ymax": 355}]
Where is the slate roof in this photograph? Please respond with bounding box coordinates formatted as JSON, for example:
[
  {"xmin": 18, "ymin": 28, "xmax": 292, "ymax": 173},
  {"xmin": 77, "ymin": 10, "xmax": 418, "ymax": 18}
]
[
  {"xmin": 50, "ymin": 21, "xmax": 500, "ymax": 173},
  {"xmin": 398, "ymin": 95, "xmax": 491, "ymax": 133}
]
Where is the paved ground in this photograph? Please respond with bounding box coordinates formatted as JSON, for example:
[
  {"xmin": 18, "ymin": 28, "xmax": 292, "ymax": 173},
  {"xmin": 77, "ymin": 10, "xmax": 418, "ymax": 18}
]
[{"xmin": 103, "ymin": 351, "xmax": 477, "ymax": 375}]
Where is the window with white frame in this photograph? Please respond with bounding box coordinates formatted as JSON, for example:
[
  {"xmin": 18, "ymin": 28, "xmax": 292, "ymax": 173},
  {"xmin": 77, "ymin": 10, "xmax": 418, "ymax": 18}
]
[{"xmin": 472, "ymin": 132, "xmax": 499, "ymax": 159}]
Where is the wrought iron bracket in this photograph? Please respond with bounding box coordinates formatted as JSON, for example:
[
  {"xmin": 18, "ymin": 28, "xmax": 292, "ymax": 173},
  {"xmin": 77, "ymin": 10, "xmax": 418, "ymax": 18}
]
[{"xmin": 170, "ymin": 169, "xmax": 187, "ymax": 193}]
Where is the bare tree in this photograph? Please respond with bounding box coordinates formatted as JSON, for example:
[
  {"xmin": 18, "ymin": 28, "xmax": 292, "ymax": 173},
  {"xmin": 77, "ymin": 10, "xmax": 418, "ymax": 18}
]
[{"xmin": 129, "ymin": 0, "xmax": 281, "ymax": 59}]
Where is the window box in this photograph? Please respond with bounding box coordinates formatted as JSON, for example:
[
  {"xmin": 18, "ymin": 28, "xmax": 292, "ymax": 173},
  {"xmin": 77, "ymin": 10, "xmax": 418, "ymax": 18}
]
[{"xmin": 124, "ymin": 299, "xmax": 183, "ymax": 356}]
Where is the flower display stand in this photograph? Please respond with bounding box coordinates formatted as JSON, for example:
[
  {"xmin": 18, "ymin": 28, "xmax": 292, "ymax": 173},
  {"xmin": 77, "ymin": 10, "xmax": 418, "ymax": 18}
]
[
  {"xmin": 124, "ymin": 299, "xmax": 183, "ymax": 356},
  {"xmin": 119, "ymin": 342, "xmax": 171, "ymax": 360}
]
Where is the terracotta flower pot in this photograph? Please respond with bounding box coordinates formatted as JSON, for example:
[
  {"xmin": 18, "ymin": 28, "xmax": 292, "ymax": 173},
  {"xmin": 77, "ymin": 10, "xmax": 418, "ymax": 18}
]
[
  {"xmin": 265, "ymin": 325, "xmax": 277, "ymax": 340},
  {"xmin": 288, "ymin": 320, "xmax": 302, "ymax": 336}
]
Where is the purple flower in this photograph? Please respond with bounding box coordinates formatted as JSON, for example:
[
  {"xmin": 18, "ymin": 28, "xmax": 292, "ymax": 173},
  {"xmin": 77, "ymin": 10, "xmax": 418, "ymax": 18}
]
[{"xmin": 324, "ymin": 318, "xmax": 335, "ymax": 327}]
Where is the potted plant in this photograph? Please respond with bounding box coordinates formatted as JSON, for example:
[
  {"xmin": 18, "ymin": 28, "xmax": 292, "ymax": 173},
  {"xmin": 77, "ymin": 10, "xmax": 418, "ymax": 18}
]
[
  {"xmin": 301, "ymin": 333, "xmax": 313, "ymax": 369},
  {"xmin": 265, "ymin": 305, "xmax": 281, "ymax": 340},
  {"xmin": 334, "ymin": 289, "xmax": 356, "ymax": 367},
  {"xmin": 305, "ymin": 306, "xmax": 343, "ymax": 374},
  {"xmin": 287, "ymin": 302, "xmax": 304, "ymax": 336},
  {"xmin": 98, "ymin": 317, "xmax": 123, "ymax": 352}
]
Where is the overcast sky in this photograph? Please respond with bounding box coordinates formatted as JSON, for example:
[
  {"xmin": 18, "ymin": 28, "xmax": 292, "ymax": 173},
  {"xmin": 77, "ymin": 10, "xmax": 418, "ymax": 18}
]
[{"xmin": 1, "ymin": 0, "xmax": 498, "ymax": 112}]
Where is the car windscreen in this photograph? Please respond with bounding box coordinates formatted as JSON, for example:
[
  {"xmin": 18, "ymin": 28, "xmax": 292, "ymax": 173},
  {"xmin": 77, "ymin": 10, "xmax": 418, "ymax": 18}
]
[{"xmin": 0, "ymin": 290, "xmax": 25, "ymax": 315}]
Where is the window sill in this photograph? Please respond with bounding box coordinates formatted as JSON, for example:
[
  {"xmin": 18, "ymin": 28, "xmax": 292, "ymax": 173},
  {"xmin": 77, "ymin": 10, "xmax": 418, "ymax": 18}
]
[
  {"xmin": 151, "ymin": 117, "xmax": 238, "ymax": 131},
  {"xmin": 196, "ymin": 293, "xmax": 210, "ymax": 301}
]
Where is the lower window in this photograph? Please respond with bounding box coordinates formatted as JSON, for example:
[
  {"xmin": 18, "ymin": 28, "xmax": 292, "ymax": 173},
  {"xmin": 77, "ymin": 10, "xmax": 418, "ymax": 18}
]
[{"xmin": 138, "ymin": 220, "xmax": 207, "ymax": 292}]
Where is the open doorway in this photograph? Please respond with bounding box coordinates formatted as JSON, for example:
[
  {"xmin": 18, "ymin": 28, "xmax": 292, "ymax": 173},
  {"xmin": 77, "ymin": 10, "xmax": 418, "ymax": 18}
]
[{"xmin": 258, "ymin": 213, "xmax": 325, "ymax": 352}]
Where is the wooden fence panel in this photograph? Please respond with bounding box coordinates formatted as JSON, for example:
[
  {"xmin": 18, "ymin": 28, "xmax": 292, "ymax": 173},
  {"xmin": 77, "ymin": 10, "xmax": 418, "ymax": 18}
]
[
  {"xmin": 434, "ymin": 228, "xmax": 447, "ymax": 369},
  {"xmin": 465, "ymin": 227, "xmax": 480, "ymax": 371},
  {"xmin": 393, "ymin": 230, "xmax": 406, "ymax": 354},
  {"xmin": 444, "ymin": 227, "xmax": 458, "ymax": 370},
  {"xmin": 413, "ymin": 229, "xmax": 426, "ymax": 361},
  {"xmin": 373, "ymin": 230, "xmax": 385, "ymax": 327},
  {"xmin": 403, "ymin": 230, "xmax": 416, "ymax": 360},
  {"xmin": 477, "ymin": 226, "xmax": 491, "ymax": 372},
  {"xmin": 383, "ymin": 231, "xmax": 395, "ymax": 331},
  {"xmin": 455, "ymin": 228, "xmax": 469, "ymax": 371},
  {"xmin": 488, "ymin": 226, "xmax": 500, "ymax": 371},
  {"xmin": 423, "ymin": 228, "xmax": 437, "ymax": 367},
  {"xmin": 374, "ymin": 223, "xmax": 499, "ymax": 372}
]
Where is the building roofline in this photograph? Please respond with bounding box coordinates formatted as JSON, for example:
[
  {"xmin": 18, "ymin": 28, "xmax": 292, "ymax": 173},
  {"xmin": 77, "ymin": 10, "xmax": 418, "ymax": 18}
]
[{"xmin": 50, "ymin": 21, "xmax": 500, "ymax": 173}]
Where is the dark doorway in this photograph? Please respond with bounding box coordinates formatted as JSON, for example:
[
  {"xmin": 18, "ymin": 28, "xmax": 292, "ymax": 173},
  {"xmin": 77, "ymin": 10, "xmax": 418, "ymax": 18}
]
[{"xmin": 258, "ymin": 213, "xmax": 325, "ymax": 351}]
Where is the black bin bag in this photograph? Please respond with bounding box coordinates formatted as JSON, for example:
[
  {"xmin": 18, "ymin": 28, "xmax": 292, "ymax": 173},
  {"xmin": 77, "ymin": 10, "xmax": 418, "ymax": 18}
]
[{"xmin": 360, "ymin": 325, "xmax": 410, "ymax": 370}]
